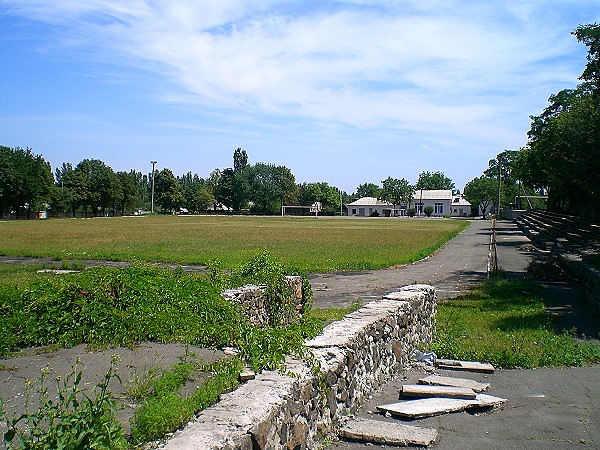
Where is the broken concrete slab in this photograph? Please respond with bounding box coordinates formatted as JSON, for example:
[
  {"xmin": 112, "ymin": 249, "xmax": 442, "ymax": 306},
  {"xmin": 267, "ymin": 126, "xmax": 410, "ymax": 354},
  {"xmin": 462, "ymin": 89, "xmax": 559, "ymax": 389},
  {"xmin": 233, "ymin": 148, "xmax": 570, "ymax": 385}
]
[
  {"xmin": 418, "ymin": 374, "xmax": 490, "ymax": 393},
  {"xmin": 400, "ymin": 384, "xmax": 476, "ymax": 399},
  {"xmin": 239, "ymin": 367, "xmax": 256, "ymax": 381},
  {"xmin": 377, "ymin": 394, "xmax": 507, "ymax": 419},
  {"xmin": 435, "ymin": 359, "xmax": 495, "ymax": 373},
  {"xmin": 340, "ymin": 418, "xmax": 438, "ymax": 447}
]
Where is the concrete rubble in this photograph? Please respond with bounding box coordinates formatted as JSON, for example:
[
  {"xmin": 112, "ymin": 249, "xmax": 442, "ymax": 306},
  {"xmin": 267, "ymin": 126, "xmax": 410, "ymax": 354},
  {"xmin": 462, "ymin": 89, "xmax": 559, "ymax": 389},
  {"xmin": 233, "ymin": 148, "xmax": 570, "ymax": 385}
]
[
  {"xmin": 400, "ymin": 384, "xmax": 477, "ymax": 400},
  {"xmin": 376, "ymin": 393, "xmax": 508, "ymax": 419},
  {"xmin": 340, "ymin": 418, "xmax": 438, "ymax": 447},
  {"xmin": 417, "ymin": 374, "xmax": 490, "ymax": 393}
]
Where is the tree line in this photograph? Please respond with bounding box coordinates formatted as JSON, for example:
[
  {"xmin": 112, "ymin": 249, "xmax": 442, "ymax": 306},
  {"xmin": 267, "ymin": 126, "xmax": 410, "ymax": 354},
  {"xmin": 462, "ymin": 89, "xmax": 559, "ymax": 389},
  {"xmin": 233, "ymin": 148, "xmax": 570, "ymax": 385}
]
[
  {"xmin": 463, "ymin": 23, "xmax": 600, "ymax": 220},
  {"xmin": 0, "ymin": 143, "xmax": 459, "ymax": 219}
]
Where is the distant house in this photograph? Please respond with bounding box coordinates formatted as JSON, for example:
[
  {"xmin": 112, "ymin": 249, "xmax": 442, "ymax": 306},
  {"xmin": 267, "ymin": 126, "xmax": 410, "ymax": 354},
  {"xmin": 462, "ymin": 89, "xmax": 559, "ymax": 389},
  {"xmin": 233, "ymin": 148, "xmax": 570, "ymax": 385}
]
[
  {"xmin": 347, "ymin": 190, "xmax": 470, "ymax": 217},
  {"xmin": 413, "ymin": 189, "xmax": 453, "ymax": 217},
  {"xmin": 449, "ymin": 195, "xmax": 471, "ymax": 217},
  {"xmin": 346, "ymin": 197, "xmax": 393, "ymax": 217}
]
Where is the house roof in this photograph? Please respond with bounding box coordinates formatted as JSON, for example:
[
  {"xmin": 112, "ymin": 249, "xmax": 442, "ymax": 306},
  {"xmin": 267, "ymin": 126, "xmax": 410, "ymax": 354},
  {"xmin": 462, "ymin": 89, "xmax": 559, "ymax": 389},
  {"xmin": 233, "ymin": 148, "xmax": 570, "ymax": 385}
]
[
  {"xmin": 346, "ymin": 197, "xmax": 392, "ymax": 207},
  {"xmin": 452, "ymin": 196, "xmax": 471, "ymax": 206},
  {"xmin": 412, "ymin": 189, "xmax": 453, "ymax": 200},
  {"xmin": 348, "ymin": 190, "xmax": 457, "ymax": 207}
]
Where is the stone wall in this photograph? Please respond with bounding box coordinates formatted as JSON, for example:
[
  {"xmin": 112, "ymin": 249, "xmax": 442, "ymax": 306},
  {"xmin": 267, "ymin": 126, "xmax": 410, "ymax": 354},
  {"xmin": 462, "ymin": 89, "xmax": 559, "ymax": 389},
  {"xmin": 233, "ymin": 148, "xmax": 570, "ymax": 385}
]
[
  {"xmin": 221, "ymin": 276, "xmax": 305, "ymax": 326},
  {"xmin": 161, "ymin": 284, "xmax": 436, "ymax": 450}
]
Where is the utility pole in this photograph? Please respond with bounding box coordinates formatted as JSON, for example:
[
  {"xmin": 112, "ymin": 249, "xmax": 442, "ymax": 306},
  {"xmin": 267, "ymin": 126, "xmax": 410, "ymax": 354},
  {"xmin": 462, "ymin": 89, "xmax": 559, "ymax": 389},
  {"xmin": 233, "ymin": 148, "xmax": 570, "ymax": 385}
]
[
  {"xmin": 497, "ymin": 155, "xmax": 502, "ymax": 217},
  {"xmin": 151, "ymin": 160, "xmax": 157, "ymax": 214}
]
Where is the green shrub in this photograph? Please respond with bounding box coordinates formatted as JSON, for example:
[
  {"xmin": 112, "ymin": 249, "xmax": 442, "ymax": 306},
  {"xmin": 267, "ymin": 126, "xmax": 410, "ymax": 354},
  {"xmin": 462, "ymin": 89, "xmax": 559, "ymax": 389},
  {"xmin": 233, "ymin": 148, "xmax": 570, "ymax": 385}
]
[{"xmin": 424, "ymin": 206, "xmax": 434, "ymax": 217}]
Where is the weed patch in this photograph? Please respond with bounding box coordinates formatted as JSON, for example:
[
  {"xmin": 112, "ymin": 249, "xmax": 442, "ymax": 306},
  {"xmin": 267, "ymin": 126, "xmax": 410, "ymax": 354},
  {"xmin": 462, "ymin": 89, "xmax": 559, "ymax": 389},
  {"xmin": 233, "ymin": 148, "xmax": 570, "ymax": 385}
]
[{"xmin": 1, "ymin": 358, "xmax": 127, "ymax": 450}]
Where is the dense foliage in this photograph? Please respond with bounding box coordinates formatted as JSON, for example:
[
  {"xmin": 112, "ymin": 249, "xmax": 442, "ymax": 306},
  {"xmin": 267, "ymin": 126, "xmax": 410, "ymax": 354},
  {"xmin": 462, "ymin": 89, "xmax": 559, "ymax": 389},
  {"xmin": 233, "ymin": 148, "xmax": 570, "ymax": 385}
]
[
  {"xmin": 0, "ymin": 259, "xmax": 318, "ymax": 367},
  {"xmin": 0, "ymin": 146, "xmax": 54, "ymax": 219},
  {"xmin": 0, "ymin": 253, "xmax": 321, "ymax": 448},
  {"xmin": 415, "ymin": 171, "xmax": 455, "ymax": 191}
]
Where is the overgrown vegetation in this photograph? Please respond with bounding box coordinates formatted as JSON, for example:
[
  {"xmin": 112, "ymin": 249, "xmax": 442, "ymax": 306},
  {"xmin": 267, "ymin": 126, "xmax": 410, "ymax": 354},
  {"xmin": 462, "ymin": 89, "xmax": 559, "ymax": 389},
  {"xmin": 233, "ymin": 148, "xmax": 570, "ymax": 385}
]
[
  {"xmin": 130, "ymin": 357, "xmax": 244, "ymax": 444},
  {"xmin": 429, "ymin": 276, "xmax": 600, "ymax": 368},
  {"xmin": 0, "ymin": 215, "xmax": 468, "ymax": 272},
  {"xmin": 2, "ymin": 358, "xmax": 127, "ymax": 450},
  {"xmin": 0, "ymin": 253, "xmax": 323, "ymax": 447}
]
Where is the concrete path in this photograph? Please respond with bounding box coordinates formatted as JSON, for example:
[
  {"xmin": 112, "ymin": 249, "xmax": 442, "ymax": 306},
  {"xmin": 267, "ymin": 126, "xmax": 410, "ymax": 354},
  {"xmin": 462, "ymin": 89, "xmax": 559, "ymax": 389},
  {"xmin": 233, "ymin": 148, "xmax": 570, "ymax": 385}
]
[
  {"xmin": 327, "ymin": 219, "xmax": 600, "ymax": 450},
  {"xmin": 310, "ymin": 219, "xmax": 491, "ymax": 309}
]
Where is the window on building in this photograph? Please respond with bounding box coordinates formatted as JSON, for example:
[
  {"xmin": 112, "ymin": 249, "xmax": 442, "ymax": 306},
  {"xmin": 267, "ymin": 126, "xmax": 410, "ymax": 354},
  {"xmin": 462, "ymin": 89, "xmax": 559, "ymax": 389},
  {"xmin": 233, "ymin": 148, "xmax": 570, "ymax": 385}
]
[{"xmin": 435, "ymin": 203, "xmax": 443, "ymax": 214}]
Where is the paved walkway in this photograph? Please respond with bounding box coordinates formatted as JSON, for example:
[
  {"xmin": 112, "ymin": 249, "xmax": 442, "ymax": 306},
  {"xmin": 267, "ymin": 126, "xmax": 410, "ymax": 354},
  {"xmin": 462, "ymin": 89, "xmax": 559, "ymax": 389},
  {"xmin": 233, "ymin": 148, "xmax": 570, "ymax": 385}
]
[
  {"xmin": 327, "ymin": 219, "xmax": 600, "ymax": 450},
  {"xmin": 310, "ymin": 219, "xmax": 492, "ymax": 309}
]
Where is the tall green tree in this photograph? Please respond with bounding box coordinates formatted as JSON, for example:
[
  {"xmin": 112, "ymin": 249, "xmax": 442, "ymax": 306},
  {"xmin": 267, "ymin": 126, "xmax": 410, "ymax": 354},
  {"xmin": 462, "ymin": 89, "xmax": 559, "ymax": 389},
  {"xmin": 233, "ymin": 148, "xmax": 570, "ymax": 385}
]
[
  {"xmin": 355, "ymin": 182, "xmax": 381, "ymax": 199},
  {"xmin": 215, "ymin": 168, "xmax": 235, "ymax": 211},
  {"xmin": 464, "ymin": 176, "xmax": 497, "ymax": 218},
  {"xmin": 0, "ymin": 146, "xmax": 53, "ymax": 218},
  {"xmin": 513, "ymin": 23, "xmax": 600, "ymax": 217},
  {"xmin": 73, "ymin": 159, "xmax": 120, "ymax": 216},
  {"xmin": 415, "ymin": 171, "xmax": 455, "ymax": 191},
  {"xmin": 298, "ymin": 182, "xmax": 340, "ymax": 213},
  {"xmin": 116, "ymin": 171, "xmax": 139, "ymax": 215},
  {"xmin": 154, "ymin": 168, "xmax": 185, "ymax": 213},
  {"xmin": 248, "ymin": 163, "xmax": 297, "ymax": 214},
  {"xmin": 484, "ymin": 150, "xmax": 520, "ymax": 210},
  {"xmin": 379, "ymin": 177, "xmax": 414, "ymax": 212}
]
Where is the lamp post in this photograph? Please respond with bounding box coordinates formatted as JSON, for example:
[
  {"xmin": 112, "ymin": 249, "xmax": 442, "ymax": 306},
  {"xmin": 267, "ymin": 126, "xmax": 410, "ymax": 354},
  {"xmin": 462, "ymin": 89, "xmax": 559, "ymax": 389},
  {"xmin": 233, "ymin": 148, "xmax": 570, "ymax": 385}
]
[
  {"xmin": 497, "ymin": 155, "xmax": 501, "ymax": 217},
  {"xmin": 150, "ymin": 161, "xmax": 157, "ymax": 214}
]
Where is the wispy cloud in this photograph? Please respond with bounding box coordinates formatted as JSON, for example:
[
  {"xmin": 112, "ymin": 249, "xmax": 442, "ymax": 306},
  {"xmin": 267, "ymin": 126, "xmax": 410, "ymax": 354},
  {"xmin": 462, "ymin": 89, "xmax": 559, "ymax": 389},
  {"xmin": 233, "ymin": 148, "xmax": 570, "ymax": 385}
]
[{"xmin": 1, "ymin": 0, "xmax": 597, "ymax": 187}]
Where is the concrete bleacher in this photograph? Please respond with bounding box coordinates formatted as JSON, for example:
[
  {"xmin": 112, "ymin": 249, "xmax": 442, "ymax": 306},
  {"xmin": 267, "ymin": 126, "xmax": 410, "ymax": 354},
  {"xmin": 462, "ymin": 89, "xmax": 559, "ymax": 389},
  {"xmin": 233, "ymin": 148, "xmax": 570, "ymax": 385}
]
[
  {"xmin": 515, "ymin": 209, "xmax": 600, "ymax": 313},
  {"xmin": 515, "ymin": 210, "xmax": 600, "ymax": 254}
]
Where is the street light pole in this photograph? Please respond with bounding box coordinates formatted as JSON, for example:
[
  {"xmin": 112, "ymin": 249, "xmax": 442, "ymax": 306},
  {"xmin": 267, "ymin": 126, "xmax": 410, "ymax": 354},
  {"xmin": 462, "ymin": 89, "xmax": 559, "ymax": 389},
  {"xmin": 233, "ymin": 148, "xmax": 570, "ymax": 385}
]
[
  {"xmin": 497, "ymin": 155, "xmax": 501, "ymax": 217},
  {"xmin": 151, "ymin": 161, "xmax": 157, "ymax": 214}
]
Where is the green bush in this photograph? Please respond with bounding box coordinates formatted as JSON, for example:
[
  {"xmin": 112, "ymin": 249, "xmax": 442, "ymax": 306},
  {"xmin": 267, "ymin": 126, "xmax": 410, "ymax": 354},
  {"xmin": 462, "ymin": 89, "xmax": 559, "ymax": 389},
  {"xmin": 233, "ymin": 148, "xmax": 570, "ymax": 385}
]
[
  {"xmin": 1, "ymin": 265, "xmax": 243, "ymax": 354},
  {"xmin": 424, "ymin": 206, "xmax": 434, "ymax": 217}
]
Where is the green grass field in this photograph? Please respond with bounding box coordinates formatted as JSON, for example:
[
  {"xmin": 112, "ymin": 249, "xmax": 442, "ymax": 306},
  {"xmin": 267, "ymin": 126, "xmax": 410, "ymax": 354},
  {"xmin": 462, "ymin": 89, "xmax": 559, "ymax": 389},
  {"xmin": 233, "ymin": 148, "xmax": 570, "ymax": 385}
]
[{"xmin": 0, "ymin": 215, "xmax": 468, "ymax": 272}]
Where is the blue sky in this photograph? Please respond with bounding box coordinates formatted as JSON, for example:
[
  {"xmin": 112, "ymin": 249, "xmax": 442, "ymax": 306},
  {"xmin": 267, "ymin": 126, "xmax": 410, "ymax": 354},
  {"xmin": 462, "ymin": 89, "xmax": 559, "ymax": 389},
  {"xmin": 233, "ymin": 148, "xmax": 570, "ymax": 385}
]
[{"xmin": 1, "ymin": 1, "xmax": 598, "ymax": 192}]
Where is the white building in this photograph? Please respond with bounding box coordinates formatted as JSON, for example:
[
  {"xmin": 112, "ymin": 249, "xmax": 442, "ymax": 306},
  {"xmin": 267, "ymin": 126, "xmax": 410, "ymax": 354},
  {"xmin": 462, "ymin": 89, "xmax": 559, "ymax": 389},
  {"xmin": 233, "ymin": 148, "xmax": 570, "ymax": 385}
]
[
  {"xmin": 347, "ymin": 190, "xmax": 471, "ymax": 217},
  {"xmin": 346, "ymin": 197, "xmax": 393, "ymax": 217}
]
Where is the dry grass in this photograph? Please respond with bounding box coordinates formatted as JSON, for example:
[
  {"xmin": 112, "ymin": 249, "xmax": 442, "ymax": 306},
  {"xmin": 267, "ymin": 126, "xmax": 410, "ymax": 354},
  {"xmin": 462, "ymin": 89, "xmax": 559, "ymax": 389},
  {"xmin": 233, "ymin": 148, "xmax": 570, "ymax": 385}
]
[{"xmin": 0, "ymin": 215, "xmax": 468, "ymax": 272}]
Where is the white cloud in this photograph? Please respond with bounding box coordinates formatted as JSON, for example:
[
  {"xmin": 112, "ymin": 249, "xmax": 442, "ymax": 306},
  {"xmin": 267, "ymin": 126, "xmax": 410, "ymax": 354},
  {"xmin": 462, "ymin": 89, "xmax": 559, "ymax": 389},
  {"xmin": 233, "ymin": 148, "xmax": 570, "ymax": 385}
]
[{"xmin": 2, "ymin": 0, "xmax": 597, "ymax": 189}]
